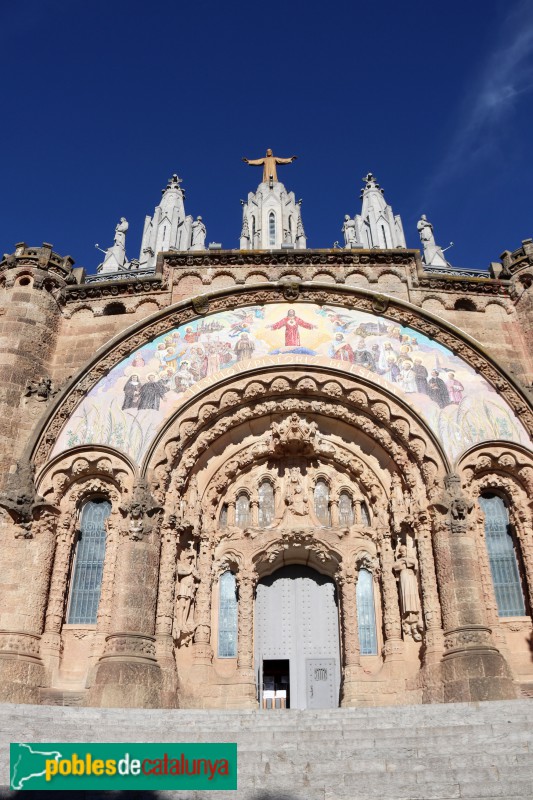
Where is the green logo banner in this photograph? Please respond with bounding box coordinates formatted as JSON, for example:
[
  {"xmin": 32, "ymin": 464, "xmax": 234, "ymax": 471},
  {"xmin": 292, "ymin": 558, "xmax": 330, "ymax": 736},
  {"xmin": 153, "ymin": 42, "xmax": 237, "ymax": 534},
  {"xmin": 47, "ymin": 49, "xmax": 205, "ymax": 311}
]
[{"xmin": 10, "ymin": 742, "xmax": 237, "ymax": 791}]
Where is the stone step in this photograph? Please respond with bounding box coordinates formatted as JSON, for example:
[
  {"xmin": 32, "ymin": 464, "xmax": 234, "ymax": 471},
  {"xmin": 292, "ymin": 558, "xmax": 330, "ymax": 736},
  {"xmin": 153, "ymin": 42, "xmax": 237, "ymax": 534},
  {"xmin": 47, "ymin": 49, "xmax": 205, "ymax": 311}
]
[{"xmin": 1, "ymin": 699, "xmax": 532, "ymax": 799}]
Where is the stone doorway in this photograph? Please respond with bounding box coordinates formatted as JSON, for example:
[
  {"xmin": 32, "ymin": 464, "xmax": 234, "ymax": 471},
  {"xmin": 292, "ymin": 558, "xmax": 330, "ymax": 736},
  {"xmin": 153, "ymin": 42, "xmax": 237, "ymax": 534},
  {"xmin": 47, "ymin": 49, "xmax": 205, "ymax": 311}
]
[{"xmin": 254, "ymin": 565, "xmax": 340, "ymax": 709}]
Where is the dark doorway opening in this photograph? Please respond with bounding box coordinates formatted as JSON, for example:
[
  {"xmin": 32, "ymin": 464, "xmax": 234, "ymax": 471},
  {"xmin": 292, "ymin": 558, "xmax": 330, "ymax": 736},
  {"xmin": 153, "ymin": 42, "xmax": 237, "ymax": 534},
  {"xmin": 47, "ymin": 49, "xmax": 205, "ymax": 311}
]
[{"xmin": 262, "ymin": 659, "xmax": 290, "ymax": 709}]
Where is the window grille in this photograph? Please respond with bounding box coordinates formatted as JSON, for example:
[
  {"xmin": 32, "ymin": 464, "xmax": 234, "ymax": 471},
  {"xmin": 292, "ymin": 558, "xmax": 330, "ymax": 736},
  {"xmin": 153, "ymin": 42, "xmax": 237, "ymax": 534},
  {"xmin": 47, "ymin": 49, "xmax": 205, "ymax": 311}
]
[
  {"xmin": 314, "ymin": 479, "xmax": 330, "ymax": 527},
  {"xmin": 235, "ymin": 493, "xmax": 250, "ymax": 528},
  {"xmin": 339, "ymin": 492, "xmax": 354, "ymax": 526},
  {"xmin": 258, "ymin": 481, "xmax": 275, "ymax": 527},
  {"xmin": 479, "ymin": 494, "xmax": 526, "ymax": 617},
  {"xmin": 357, "ymin": 568, "xmax": 378, "ymax": 654},
  {"xmin": 218, "ymin": 571, "xmax": 238, "ymax": 658},
  {"xmin": 67, "ymin": 499, "xmax": 111, "ymax": 624}
]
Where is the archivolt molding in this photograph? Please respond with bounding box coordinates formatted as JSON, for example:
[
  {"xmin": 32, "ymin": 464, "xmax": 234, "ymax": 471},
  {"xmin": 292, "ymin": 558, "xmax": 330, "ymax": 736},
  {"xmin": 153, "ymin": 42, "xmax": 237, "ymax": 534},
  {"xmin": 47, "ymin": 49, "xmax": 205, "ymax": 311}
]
[
  {"xmin": 36, "ymin": 446, "xmax": 136, "ymax": 508},
  {"xmin": 29, "ymin": 282, "xmax": 533, "ymax": 470},
  {"xmin": 146, "ymin": 369, "xmax": 444, "ymax": 504}
]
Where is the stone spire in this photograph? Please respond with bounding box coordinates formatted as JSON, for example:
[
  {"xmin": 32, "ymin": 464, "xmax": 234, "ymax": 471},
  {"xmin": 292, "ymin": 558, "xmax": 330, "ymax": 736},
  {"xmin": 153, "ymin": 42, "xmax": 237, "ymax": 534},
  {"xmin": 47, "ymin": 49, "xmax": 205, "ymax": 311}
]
[
  {"xmin": 239, "ymin": 179, "xmax": 306, "ymax": 250},
  {"xmin": 343, "ymin": 173, "xmax": 406, "ymax": 250},
  {"xmin": 138, "ymin": 175, "xmax": 207, "ymax": 269}
]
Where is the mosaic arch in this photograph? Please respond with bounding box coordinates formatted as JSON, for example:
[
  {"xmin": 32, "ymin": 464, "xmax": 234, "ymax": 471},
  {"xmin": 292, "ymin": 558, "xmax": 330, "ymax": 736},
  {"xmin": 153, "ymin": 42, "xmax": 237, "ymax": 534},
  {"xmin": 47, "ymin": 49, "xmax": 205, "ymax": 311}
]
[{"xmin": 52, "ymin": 302, "xmax": 531, "ymax": 465}]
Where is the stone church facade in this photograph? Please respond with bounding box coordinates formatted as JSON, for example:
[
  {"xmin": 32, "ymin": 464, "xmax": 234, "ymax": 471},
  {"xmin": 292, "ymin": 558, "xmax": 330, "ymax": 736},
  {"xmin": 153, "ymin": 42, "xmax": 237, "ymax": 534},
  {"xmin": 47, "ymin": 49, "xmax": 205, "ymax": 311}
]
[{"xmin": 0, "ymin": 160, "xmax": 532, "ymax": 710}]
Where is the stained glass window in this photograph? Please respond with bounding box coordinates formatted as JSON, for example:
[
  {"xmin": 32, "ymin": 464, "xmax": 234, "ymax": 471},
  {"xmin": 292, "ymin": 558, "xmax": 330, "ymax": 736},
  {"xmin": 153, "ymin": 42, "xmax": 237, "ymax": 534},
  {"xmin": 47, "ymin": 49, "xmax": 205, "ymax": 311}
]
[
  {"xmin": 258, "ymin": 481, "xmax": 275, "ymax": 527},
  {"xmin": 269, "ymin": 212, "xmax": 276, "ymax": 246},
  {"xmin": 218, "ymin": 571, "xmax": 238, "ymax": 658},
  {"xmin": 479, "ymin": 494, "xmax": 526, "ymax": 617},
  {"xmin": 357, "ymin": 568, "xmax": 378, "ymax": 655},
  {"xmin": 314, "ymin": 479, "xmax": 330, "ymax": 526},
  {"xmin": 339, "ymin": 491, "xmax": 354, "ymax": 526},
  {"xmin": 67, "ymin": 499, "xmax": 111, "ymax": 625},
  {"xmin": 236, "ymin": 493, "xmax": 250, "ymax": 529}
]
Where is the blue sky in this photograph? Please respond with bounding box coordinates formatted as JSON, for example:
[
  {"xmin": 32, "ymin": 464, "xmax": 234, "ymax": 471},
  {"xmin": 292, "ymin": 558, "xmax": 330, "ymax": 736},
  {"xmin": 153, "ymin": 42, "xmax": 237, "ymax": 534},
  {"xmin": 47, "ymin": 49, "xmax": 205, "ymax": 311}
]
[{"xmin": 2, "ymin": 0, "xmax": 533, "ymax": 273}]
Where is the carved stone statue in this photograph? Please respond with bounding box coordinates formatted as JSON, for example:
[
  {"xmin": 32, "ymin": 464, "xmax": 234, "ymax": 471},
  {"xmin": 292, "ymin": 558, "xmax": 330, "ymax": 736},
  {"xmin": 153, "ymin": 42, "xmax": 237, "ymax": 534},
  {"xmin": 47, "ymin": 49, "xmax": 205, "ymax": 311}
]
[
  {"xmin": 342, "ymin": 215, "xmax": 358, "ymax": 247},
  {"xmin": 416, "ymin": 214, "xmax": 449, "ymax": 268},
  {"xmin": 393, "ymin": 543, "xmax": 423, "ymax": 640},
  {"xmin": 417, "ymin": 214, "xmax": 435, "ymax": 246},
  {"xmin": 98, "ymin": 217, "xmax": 129, "ymax": 273},
  {"xmin": 114, "ymin": 217, "xmax": 129, "ymax": 249},
  {"xmin": 191, "ymin": 216, "xmax": 207, "ymax": 251},
  {"xmin": 174, "ymin": 548, "xmax": 200, "ymax": 635},
  {"xmin": 279, "ymin": 466, "xmax": 321, "ymax": 527}
]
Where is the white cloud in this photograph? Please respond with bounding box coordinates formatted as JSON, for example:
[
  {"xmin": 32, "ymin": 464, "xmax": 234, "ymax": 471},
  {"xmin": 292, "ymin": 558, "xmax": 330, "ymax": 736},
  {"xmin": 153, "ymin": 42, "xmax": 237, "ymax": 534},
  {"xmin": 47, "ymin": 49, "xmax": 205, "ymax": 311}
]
[{"xmin": 428, "ymin": 1, "xmax": 533, "ymax": 191}]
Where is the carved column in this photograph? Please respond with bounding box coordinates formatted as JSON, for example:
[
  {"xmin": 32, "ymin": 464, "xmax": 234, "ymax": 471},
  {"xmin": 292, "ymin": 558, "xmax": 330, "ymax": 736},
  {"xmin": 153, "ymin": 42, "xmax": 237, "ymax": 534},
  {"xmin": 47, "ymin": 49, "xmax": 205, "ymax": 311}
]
[
  {"xmin": 227, "ymin": 500, "xmax": 236, "ymax": 527},
  {"xmin": 416, "ymin": 513, "xmax": 444, "ymax": 662},
  {"xmin": 432, "ymin": 473, "xmax": 517, "ymax": 703},
  {"xmin": 88, "ymin": 484, "xmax": 163, "ymax": 708},
  {"xmin": 0, "ymin": 506, "xmax": 58, "ymax": 704},
  {"xmin": 40, "ymin": 514, "xmax": 77, "ymax": 678},
  {"xmin": 192, "ymin": 533, "xmax": 214, "ymax": 666},
  {"xmin": 251, "ymin": 499, "xmax": 259, "ymax": 527},
  {"xmin": 87, "ymin": 508, "xmax": 120, "ymax": 678},
  {"xmin": 377, "ymin": 529, "xmax": 404, "ymax": 662},
  {"xmin": 354, "ymin": 500, "xmax": 362, "ymax": 525},
  {"xmin": 155, "ymin": 522, "xmax": 179, "ymax": 708},
  {"xmin": 336, "ymin": 565, "xmax": 361, "ymax": 706},
  {"xmin": 235, "ymin": 566, "xmax": 258, "ymax": 707},
  {"xmin": 330, "ymin": 499, "xmax": 339, "ymax": 527},
  {"xmin": 513, "ymin": 514, "xmax": 533, "ymax": 614}
]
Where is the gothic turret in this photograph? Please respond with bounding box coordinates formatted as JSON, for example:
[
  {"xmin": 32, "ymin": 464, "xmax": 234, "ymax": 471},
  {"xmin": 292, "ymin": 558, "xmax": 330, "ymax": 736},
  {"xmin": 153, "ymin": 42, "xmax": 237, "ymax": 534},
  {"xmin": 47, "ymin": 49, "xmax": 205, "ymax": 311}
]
[
  {"xmin": 138, "ymin": 175, "xmax": 207, "ymax": 269},
  {"xmin": 342, "ymin": 173, "xmax": 406, "ymax": 249},
  {"xmin": 240, "ymin": 148, "xmax": 306, "ymax": 250}
]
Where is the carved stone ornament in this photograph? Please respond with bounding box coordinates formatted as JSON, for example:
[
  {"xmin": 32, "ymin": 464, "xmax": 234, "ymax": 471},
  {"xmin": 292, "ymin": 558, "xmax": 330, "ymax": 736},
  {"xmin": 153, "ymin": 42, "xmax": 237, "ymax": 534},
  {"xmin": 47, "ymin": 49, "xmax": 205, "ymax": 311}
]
[
  {"xmin": 268, "ymin": 413, "xmax": 319, "ymax": 457},
  {"xmin": 281, "ymin": 280, "xmax": 300, "ymax": 301},
  {"xmin": 0, "ymin": 458, "xmax": 57, "ymax": 537},
  {"xmin": 191, "ymin": 295, "xmax": 209, "ymax": 315},
  {"xmin": 119, "ymin": 478, "xmax": 162, "ymax": 541},
  {"xmin": 433, "ymin": 472, "xmax": 474, "ymax": 535},
  {"xmin": 23, "ymin": 376, "xmax": 54, "ymax": 402}
]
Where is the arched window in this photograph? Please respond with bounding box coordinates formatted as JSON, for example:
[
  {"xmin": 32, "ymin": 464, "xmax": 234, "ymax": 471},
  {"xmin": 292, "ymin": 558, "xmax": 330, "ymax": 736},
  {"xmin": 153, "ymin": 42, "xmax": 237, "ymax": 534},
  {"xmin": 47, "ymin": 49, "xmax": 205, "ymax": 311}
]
[
  {"xmin": 356, "ymin": 568, "xmax": 378, "ymax": 655},
  {"xmin": 381, "ymin": 224, "xmax": 389, "ymax": 248},
  {"xmin": 251, "ymin": 215, "xmax": 256, "ymax": 242},
  {"xmin": 479, "ymin": 494, "xmax": 526, "ymax": 617},
  {"xmin": 218, "ymin": 571, "xmax": 238, "ymax": 658},
  {"xmin": 219, "ymin": 503, "xmax": 228, "ymax": 528},
  {"xmin": 67, "ymin": 499, "xmax": 111, "ymax": 625},
  {"xmin": 360, "ymin": 501, "xmax": 371, "ymax": 526},
  {"xmin": 235, "ymin": 493, "xmax": 250, "ymax": 529},
  {"xmin": 338, "ymin": 491, "xmax": 354, "ymax": 526},
  {"xmin": 269, "ymin": 212, "xmax": 276, "ymax": 246},
  {"xmin": 314, "ymin": 479, "xmax": 330, "ymax": 526},
  {"xmin": 258, "ymin": 480, "xmax": 275, "ymax": 527}
]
